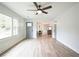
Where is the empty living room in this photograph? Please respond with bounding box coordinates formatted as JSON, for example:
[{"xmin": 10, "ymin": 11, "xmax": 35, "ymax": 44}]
[{"xmin": 0, "ymin": 0, "xmax": 79, "ymax": 58}]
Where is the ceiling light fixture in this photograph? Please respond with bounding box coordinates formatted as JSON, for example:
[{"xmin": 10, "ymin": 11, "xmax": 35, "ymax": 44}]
[{"xmin": 37, "ymin": 10, "xmax": 42, "ymax": 14}]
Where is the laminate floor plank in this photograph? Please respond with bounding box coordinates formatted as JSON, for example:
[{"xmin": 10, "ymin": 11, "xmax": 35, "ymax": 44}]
[{"xmin": 2, "ymin": 35, "xmax": 79, "ymax": 57}]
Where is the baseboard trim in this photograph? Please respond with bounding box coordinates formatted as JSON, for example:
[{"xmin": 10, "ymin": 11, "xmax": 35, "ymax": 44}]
[
  {"xmin": 0, "ymin": 38, "xmax": 26, "ymax": 57},
  {"xmin": 57, "ymin": 39, "xmax": 79, "ymax": 54}
]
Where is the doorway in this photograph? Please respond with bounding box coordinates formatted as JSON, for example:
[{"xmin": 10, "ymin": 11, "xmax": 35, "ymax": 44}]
[
  {"xmin": 36, "ymin": 21, "xmax": 53, "ymax": 38},
  {"xmin": 26, "ymin": 22, "xmax": 33, "ymax": 39},
  {"xmin": 47, "ymin": 26, "xmax": 52, "ymax": 37}
]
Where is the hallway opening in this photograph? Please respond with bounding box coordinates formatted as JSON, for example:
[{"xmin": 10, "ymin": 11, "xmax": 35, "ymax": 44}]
[{"xmin": 36, "ymin": 21, "xmax": 53, "ymax": 38}]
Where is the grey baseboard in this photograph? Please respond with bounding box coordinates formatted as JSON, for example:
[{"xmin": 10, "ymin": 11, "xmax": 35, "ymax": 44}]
[{"xmin": 0, "ymin": 38, "xmax": 26, "ymax": 57}]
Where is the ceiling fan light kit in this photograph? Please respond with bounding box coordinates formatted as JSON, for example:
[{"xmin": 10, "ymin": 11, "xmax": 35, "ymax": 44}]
[{"xmin": 37, "ymin": 10, "xmax": 42, "ymax": 14}]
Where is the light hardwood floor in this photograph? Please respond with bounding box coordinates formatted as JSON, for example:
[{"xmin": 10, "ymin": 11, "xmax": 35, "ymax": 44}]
[{"xmin": 2, "ymin": 35, "xmax": 79, "ymax": 57}]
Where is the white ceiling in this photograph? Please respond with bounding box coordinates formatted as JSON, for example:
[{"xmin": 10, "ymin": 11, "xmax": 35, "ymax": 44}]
[{"xmin": 2, "ymin": 2, "xmax": 77, "ymax": 21}]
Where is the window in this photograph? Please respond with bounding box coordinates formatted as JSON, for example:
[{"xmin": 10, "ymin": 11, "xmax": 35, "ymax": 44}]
[
  {"xmin": 13, "ymin": 18, "xmax": 18, "ymax": 35},
  {"xmin": 0, "ymin": 13, "xmax": 18, "ymax": 39},
  {"xmin": 48, "ymin": 26, "xmax": 52, "ymax": 30},
  {"xmin": 0, "ymin": 13, "xmax": 12, "ymax": 39},
  {"xmin": 27, "ymin": 22, "xmax": 32, "ymax": 27}
]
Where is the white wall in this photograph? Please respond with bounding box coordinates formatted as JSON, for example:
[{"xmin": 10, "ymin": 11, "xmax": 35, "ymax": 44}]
[
  {"xmin": 0, "ymin": 3, "xmax": 26, "ymax": 54},
  {"xmin": 54, "ymin": 3, "xmax": 79, "ymax": 54}
]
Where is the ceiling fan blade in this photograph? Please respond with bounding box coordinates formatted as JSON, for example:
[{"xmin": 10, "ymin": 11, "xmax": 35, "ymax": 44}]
[
  {"xmin": 27, "ymin": 10, "xmax": 37, "ymax": 11},
  {"xmin": 42, "ymin": 6, "xmax": 52, "ymax": 10},
  {"xmin": 41, "ymin": 10, "xmax": 48, "ymax": 14},
  {"xmin": 33, "ymin": 2, "xmax": 38, "ymax": 9}
]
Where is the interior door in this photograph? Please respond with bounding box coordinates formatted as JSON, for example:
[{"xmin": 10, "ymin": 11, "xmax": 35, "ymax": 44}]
[{"xmin": 26, "ymin": 22, "xmax": 33, "ymax": 39}]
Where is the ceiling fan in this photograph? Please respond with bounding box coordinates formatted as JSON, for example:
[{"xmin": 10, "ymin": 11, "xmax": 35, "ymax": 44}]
[{"xmin": 27, "ymin": 2, "xmax": 52, "ymax": 15}]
